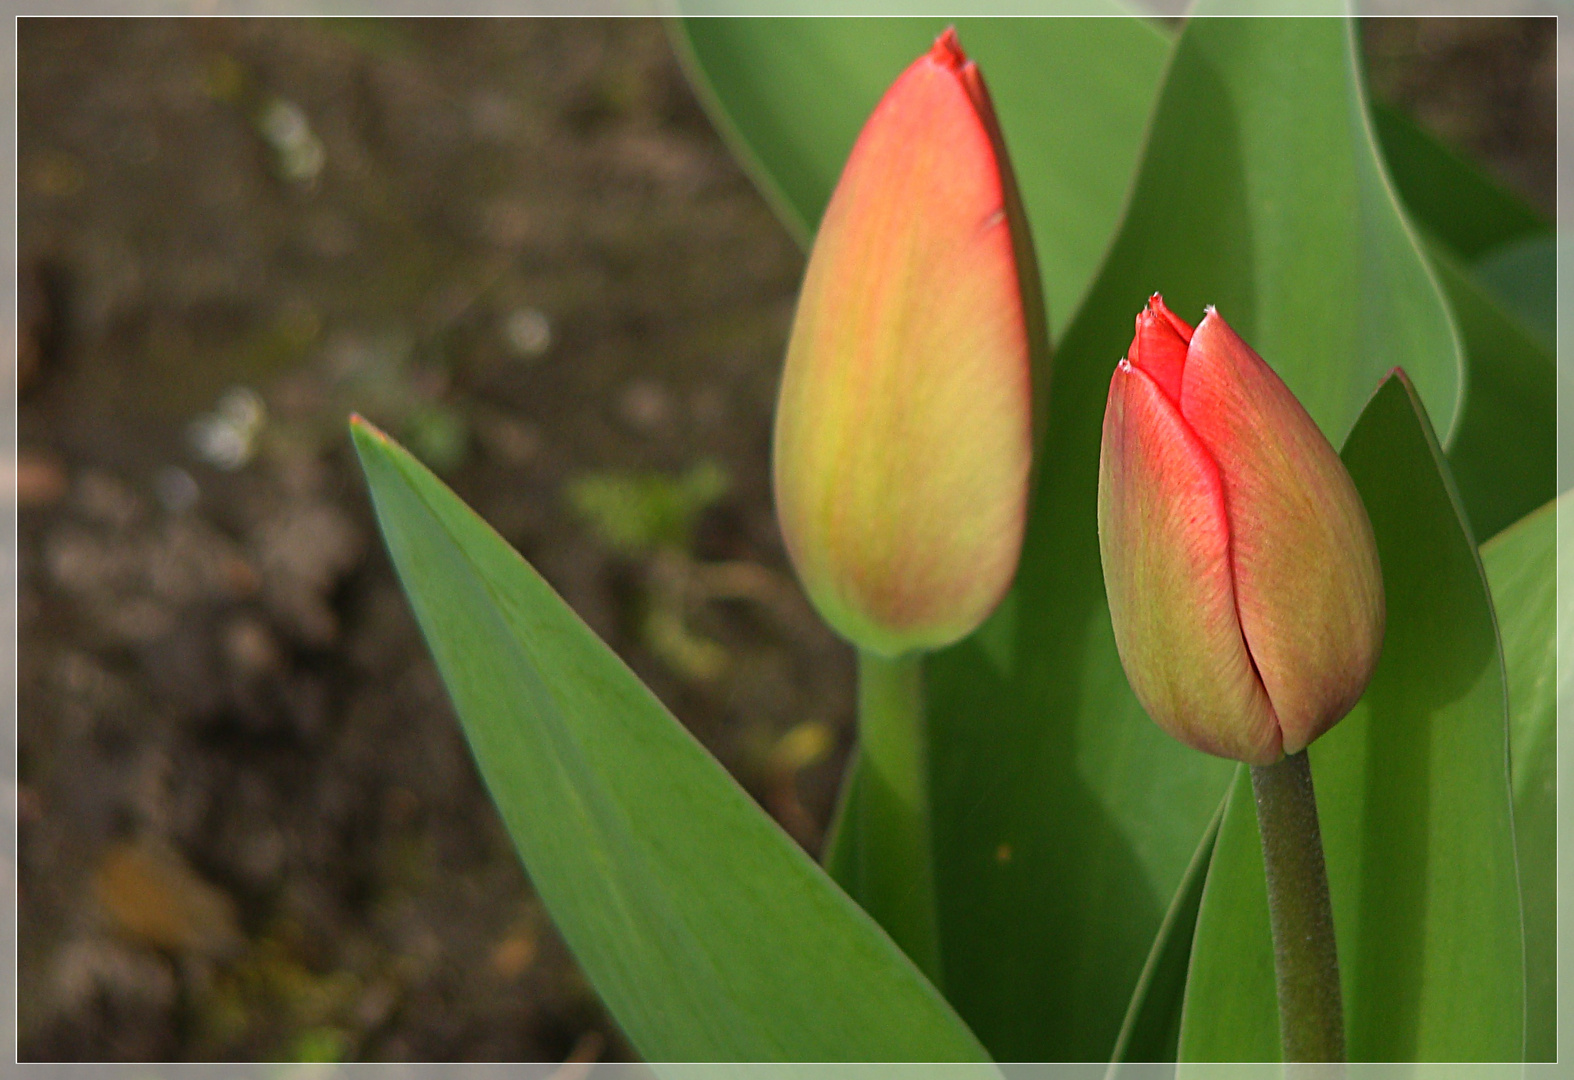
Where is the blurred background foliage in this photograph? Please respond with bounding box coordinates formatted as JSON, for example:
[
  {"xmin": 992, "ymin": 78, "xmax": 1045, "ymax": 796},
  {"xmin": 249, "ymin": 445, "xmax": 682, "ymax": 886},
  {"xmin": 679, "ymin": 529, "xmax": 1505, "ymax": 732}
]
[{"xmin": 16, "ymin": 17, "xmax": 1552, "ymax": 1062}]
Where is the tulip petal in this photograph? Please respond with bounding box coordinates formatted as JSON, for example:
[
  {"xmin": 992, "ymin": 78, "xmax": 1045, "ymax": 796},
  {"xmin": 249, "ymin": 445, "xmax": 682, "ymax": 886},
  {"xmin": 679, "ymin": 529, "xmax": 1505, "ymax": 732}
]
[
  {"xmin": 1181, "ymin": 311, "xmax": 1385, "ymax": 753},
  {"xmin": 773, "ymin": 32, "xmax": 1033, "ymax": 657},
  {"xmin": 1098, "ymin": 360, "xmax": 1282, "ymax": 764},
  {"xmin": 1126, "ymin": 293, "xmax": 1192, "ymax": 405}
]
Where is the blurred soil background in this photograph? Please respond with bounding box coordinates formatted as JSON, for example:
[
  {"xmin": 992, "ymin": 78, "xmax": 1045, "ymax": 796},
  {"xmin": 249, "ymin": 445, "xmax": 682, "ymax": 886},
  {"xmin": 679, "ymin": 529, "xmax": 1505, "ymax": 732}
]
[{"xmin": 16, "ymin": 16, "xmax": 1553, "ymax": 1063}]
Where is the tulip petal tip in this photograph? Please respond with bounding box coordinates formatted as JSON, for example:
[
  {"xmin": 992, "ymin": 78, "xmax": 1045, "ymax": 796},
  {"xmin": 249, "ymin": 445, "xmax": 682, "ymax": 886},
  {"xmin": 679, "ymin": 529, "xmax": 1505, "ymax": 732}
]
[{"xmin": 931, "ymin": 26, "xmax": 967, "ymax": 69}]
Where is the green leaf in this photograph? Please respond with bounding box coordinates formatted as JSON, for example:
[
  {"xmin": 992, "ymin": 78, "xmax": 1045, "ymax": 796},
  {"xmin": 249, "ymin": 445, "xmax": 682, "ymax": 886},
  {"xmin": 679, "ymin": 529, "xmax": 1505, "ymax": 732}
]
[
  {"xmin": 350, "ymin": 418, "xmax": 993, "ymax": 1064},
  {"xmin": 1070, "ymin": 15, "xmax": 1463, "ymax": 449},
  {"xmin": 1176, "ymin": 770, "xmax": 1278, "ymax": 1061},
  {"xmin": 821, "ymin": 748, "xmax": 861, "ymax": 893},
  {"xmin": 1369, "ymin": 99, "xmax": 1550, "ymax": 263},
  {"xmin": 1482, "ymin": 497, "xmax": 1561, "ymax": 1062},
  {"xmin": 671, "ymin": 14, "xmax": 1169, "ymax": 338},
  {"xmin": 1363, "ymin": 88, "xmax": 1555, "ymax": 362},
  {"xmin": 1472, "ymin": 234, "xmax": 1556, "ymax": 350},
  {"xmin": 1109, "ymin": 797, "xmax": 1225, "ymax": 1066},
  {"xmin": 914, "ymin": 16, "xmax": 1467, "ymax": 1061},
  {"xmin": 1178, "ymin": 373, "xmax": 1523, "ymax": 1063},
  {"xmin": 1363, "ymin": 93, "xmax": 1557, "ymax": 546},
  {"xmin": 1432, "ymin": 242, "xmax": 1558, "ymax": 542}
]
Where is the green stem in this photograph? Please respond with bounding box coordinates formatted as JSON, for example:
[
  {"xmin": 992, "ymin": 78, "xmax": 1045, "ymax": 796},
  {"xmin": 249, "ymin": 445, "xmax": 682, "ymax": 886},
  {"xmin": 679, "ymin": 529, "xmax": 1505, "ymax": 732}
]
[
  {"xmin": 855, "ymin": 649, "xmax": 941, "ymax": 983},
  {"xmin": 1250, "ymin": 750, "xmax": 1346, "ymax": 1064}
]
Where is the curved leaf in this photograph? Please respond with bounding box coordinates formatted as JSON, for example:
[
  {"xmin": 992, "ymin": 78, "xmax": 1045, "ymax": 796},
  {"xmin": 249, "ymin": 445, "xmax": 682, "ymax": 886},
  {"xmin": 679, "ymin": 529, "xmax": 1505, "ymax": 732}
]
[
  {"xmin": 351, "ymin": 418, "xmax": 993, "ymax": 1064},
  {"xmin": 1432, "ymin": 241, "xmax": 1558, "ymax": 541},
  {"xmin": 1473, "ymin": 234, "xmax": 1557, "ymax": 349},
  {"xmin": 1369, "ymin": 99, "xmax": 1549, "ymax": 263},
  {"xmin": 1062, "ymin": 14, "xmax": 1463, "ymax": 448},
  {"xmin": 1178, "ymin": 373, "xmax": 1523, "ymax": 1063},
  {"xmin": 1482, "ymin": 498, "xmax": 1562, "ymax": 1062}
]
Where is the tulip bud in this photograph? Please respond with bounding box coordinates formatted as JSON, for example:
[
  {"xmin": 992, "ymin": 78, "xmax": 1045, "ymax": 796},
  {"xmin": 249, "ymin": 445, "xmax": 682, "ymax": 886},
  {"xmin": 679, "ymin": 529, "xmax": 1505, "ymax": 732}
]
[
  {"xmin": 773, "ymin": 29, "xmax": 1038, "ymax": 658},
  {"xmin": 1098, "ymin": 296, "xmax": 1384, "ymax": 764}
]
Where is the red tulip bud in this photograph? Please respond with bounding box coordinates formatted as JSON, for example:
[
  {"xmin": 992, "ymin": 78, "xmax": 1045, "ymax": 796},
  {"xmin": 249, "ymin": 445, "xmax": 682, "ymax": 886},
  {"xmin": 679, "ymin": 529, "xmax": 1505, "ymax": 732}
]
[
  {"xmin": 773, "ymin": 29, "xmax": 1038, "ymax": 658},
  {"xmin": 1098, "ymin": 296, "xmax": 1384, "ymax": 764}
]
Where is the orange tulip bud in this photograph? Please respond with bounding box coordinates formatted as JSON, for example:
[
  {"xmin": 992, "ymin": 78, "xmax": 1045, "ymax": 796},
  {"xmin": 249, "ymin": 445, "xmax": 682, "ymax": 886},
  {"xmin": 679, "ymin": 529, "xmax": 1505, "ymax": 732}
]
[
  {"xmin": 1098, "ymin": 296, "xmax": 1384, "ymax": 764},
  {"xmin": 772, "ymin": 29, "xmax": 1038, "ymax": 658}
]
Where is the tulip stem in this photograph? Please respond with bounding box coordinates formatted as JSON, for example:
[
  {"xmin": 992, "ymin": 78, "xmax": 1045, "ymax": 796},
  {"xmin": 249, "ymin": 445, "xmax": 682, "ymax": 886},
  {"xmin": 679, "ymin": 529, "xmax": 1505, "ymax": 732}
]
[
  {"xmin": 856, "ymin": 649, "xmax": 942, "ymax": 984},
  {"xmin": 1250, "ymin": 750, "xmax": 1345, "ymax": 1063}
]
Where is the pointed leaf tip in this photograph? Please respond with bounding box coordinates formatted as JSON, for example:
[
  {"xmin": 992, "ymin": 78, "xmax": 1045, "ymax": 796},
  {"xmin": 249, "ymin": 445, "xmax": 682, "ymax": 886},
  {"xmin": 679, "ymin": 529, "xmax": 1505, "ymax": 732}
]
[{"xmin": 349, "ymin": 413, "xmax": 389, "ymax": 442}]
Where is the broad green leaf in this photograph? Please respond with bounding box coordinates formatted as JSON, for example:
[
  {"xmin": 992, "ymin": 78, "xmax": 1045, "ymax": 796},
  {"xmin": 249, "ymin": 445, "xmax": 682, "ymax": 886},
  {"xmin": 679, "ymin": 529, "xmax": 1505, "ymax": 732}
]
[
  {"xmin": 1433, "ymin": 242, "xmax": 1558, "ymax": 542},
  {"xmin": 1108, "ymin": 798, "xmax": 1225, "ymax": 1067},
  {"xmin": 1369, "ymin": 99, "xmax": 1550, "ymax": 263},
  {"xmin": 1482, "ymin": 498, "xmax": 1561, "ymax": 1062},
  {"xmin": 1363, "ymin": 95, "xmax": 1555, "ymax": 421},
  {"xmin": 671, "ymin": 14, "xmax": 1169, "ymax": 338},
  {"xmin": 1179, "ymin": 374, "xmax": 1523, "ymax": 1063},
  {"xmin": 350, "ymin": 418, "xmax": 993, "ymax": 1064},
  {"xmin": 1473, "ymin": 234, "xmax": 1557, "ymax": 350},
  {"xmin": 1362, "ymin": 93, "xmax": 1556, "ymax": 546},
  {"xmin": 1059, "ymin": 14, "xmax": 1463, "ymax": 448},
  {"xmin": 918, "ymin": 16, "xmax": 1466, "ymax": 1061}
]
